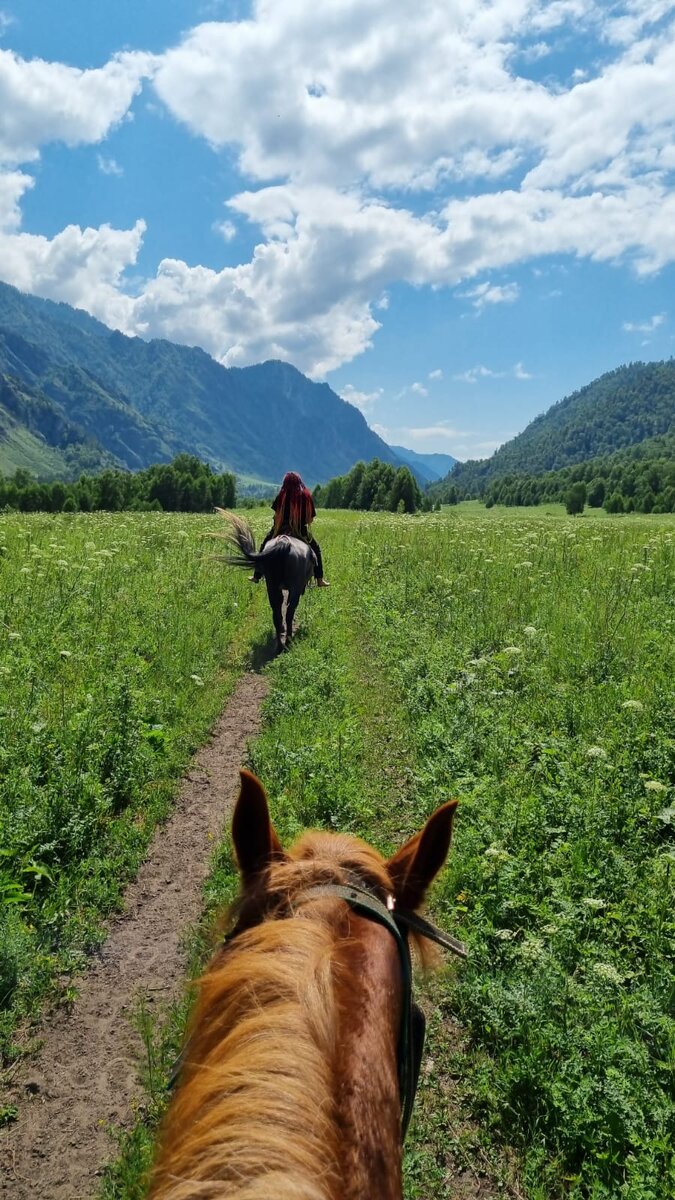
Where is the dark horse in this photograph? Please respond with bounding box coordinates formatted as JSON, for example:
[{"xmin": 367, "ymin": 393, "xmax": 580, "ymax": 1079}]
[{"xmin": 210, "ymin": 509, "xmax": 315, "ymax": 653}]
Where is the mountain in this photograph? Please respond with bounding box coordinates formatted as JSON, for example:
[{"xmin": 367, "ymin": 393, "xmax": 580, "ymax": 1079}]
[
  {"xmin": 436, "ymin": 361, "xmax": 675, "ymax": 497},
  {"xmin": 0, "ymin": 281, "xmax": 401, "ymax": 485},
  {"xmin": 389, "ymin": 445, "xmax": 457, "ymax": 483}
]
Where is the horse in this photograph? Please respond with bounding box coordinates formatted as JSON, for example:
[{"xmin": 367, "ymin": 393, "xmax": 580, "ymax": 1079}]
[
  {"xmin": 149, "ymin": 769, "xmax": 464, "ymax": 1200},
  {"xmin": 210, "ymin": 509, "xmax": 315, "ymax": 653}
]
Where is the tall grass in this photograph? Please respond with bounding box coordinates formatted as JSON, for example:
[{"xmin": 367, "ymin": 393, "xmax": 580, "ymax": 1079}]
[
  {"xmin": 0, "ymin": 511, "xmax": 264, "ymax": 1059},
  {"xmin": 349, "ymin": 509, "xmax": 675, "ymax": 1198}
]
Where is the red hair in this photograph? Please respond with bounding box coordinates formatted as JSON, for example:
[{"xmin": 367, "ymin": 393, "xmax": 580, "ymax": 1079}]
[{"xmin": 273, "ymin": 471, "xmax": 316, "ymax": 535}]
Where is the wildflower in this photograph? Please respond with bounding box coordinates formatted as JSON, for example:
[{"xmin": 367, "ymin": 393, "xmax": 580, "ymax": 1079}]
[
  {"xmin": 520, "ymin": 936, "xmax": 546, "ymax": 962},
  {"xmin": 494, "ymin": 928, "xmax": 516, "ymax": 941},
  {"xmin": 644, "ymin": 780, "xmax": 668, "ymax": 793},
  {"xmin": 582, "ymin": 898, "xmax": 605, "ymax": 910},
  {"xmin": 523, "ymin": 625, "xmax": 537, "ymax": 637},
  {"xmin": 59, "ymin": 650, "xmax": 72, "ymax": 659},
  {"xmin": 502, "ymin": 645, "xmax": 522, "ymax": 656},
  {"xmin": 591, "ymin": 962, "xmax": 623, "ymax": 985},
  {"xmin": 621, "ymin": 700, "xmax": 644, "ymax": 712},
  {"xmin": 8, "ymin": 631, "xmax": 21, "ymax": 640},
  {"xmin": 517, "ymin": 560, "xmax": 533, "ymax": 569},
  {"xmin": 586, "ymin": 746, "xmax": 607, "ymax": 760},
  {"xmin": 190, "ymin": 674, "xmax": 205, "ymax": 687},
  {"xmin": 485, "ymin": 846, "xmax": 511, "ymax": 862}
]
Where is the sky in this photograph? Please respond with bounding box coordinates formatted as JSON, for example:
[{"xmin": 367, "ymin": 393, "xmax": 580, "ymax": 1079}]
[{"xmin": 1, "ymin": 1, "xmax": 674, "ymax": 460}]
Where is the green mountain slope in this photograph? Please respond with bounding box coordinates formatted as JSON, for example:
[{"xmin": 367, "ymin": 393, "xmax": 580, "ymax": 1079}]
[
  {"xmin": 0, "ymin": 281, "xmax": 401, "ymax": 484},
  {"xmin": 389, "ymin": 445, "xmax": 457, "ymax": 482},
  {"xmin": 438, "ymin": 361, "xmax": 675, "ymax": 497}
]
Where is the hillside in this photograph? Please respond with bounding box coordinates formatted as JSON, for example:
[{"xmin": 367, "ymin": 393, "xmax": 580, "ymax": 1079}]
[
  {"xmin": 0, "ymin": 282, "xmax": 401, "ymax": 484},
  {"xmin": 483, "ymin": 429, "xmax": 675, "ymax": 511},
  {"xmin": 389, "ymin": 445, "xmax": 457, "ymax": 482},
  {"xmin": 436, "ymin": 361, "xmax": 675, "ymax": 497}
]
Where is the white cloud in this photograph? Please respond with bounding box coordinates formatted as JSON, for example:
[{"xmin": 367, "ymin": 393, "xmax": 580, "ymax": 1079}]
[
  {"xmin": 0, "ymin": 11, "xmax": 14, "ymax": 37},
  {"xmin": 0, "ymin": 48, "xmax": 154, "ymax": 164},
  {"xmin": 622, "ymin": 311, "xmax": 666, "ymax": 333},
  {"xmin": 428, "ymin": 368, "xmax": 443, "ymax": 380},
  {"xmin": 404, "ymin": 423, "xmax": 471, "ymax": 442},
  {"xmin": 97, "ymin": 154, "xmax": 124, "ymax": 177},
  {"xmin": 460, "ymin": 279, "xmax": 520, "ymax": 311},
  {"xmin": 340, "ymin": 383, "xmax": 383, "ymax": 412},
  {"xmin": 411, "ymin": 381, "xmax": 428, "ymax": 396},
  {"xmin": 0, "ymin": 219, "xmax": 146, "ymax": 330},
  {"xmin": 214, "ymin": 219, "xmax": 237, "ymax": 241},
  {"xmin": 454, "ymin": 362, "xmax": 532, "ymax": 383},
  {"xmin": 2, "ymin": 4, "xmax": 675, "ymax": 377}
]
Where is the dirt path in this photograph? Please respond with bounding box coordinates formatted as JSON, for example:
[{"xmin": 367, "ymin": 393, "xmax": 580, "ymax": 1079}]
[{"xmin": 0, "ymin": 671, "xmax": 268, "ymax": 1200}]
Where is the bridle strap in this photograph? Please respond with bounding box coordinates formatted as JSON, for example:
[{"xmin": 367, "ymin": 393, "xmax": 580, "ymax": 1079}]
[
  {"xmin": 169, "ymin": 880, "xmax": 468, "ymax": 1139},
  {"xmin": 392, "ymin": 907, "xmax": 468, "ymax": 959},
  {"xmin": 297, "ymin": 881, "xmax": 420, "ymax": 1138}
]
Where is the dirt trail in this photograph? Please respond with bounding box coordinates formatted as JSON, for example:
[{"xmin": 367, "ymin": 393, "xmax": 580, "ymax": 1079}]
[{"xmin": 0, "ymin": 671, "xmax": 268, "ymax": 1200}]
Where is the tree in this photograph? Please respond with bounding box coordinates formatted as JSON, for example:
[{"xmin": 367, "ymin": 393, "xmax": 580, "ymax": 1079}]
[
  {"xmin": 587, "ymin": 478, "xmax": 606, "ymax": 507},
  {"xmin": 565, "ymin": 481, "xmax": 587, "ymax": 515}
]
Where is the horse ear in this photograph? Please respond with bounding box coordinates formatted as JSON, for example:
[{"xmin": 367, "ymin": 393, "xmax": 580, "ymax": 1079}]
[
  {"xmin": 386, "ymin": 801, "xmax": 458, "ymax": 910},
  {"xmin": 232, "ymin": 770, "xmax": 286, "ymax": 884}
]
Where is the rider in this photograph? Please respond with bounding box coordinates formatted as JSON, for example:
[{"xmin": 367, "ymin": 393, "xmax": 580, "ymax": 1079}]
[{"xmin": 250, "ymin": 471, "xmax": 330, "ymax": 587}]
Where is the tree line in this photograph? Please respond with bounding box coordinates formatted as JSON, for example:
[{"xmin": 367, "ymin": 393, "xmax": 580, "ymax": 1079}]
[
  {"xmin": 314, "ymin": 459, "xmax": 430, "ymax": 512},
  {"xmin": 0, "ymin": 455, "xmax": 236, "ymax": 513},
  {"xmin": 482, "ymin": 432, "xmax": 675, "ymax": 513}
]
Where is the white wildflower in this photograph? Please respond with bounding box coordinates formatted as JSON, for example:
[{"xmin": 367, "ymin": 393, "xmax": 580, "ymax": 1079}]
[
  {"xmin": 190, "ymin": 674, "xmax": 205, "ymax": 687},
  {"xmin": 592, "ymin": 962, "xmax": 623, "ymax": 985},
  {"xmin": 586, "ymin": 746, "xmax": 608, "ymax": 760},
  {"xmin": 644, "ymin": 780, "xmax": 668, "ymax": 793},
  {"xmin": 621, "ymin": 700, "xmax": 644, "ymax": 712},
  {"xmin": 523, "ymin": 625, "xmax": 537, "ymax": 637},
  {"xmin": 582, "ymin": 898, "xmax": 606, "ymax": 910}
]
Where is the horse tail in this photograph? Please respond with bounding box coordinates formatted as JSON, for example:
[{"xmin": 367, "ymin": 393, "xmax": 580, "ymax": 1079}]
[
  {"xmin": 206, "ymin": 508, "xmax": 257, "ymax": 567},
  {"xmin": 207, "ymin": 509, "xmax": 292, "ymax": 574}
]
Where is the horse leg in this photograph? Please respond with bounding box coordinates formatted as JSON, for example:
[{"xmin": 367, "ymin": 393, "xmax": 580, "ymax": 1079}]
[
  {"xmin": 285, "ymin": 590, "xmax": 300, "ymax": 644},
  {"xmin": 266, "ymin": 581, "xmax": 285, "ymax": 653}
]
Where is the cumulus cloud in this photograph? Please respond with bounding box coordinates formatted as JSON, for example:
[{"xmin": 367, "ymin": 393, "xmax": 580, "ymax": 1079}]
[
  {"xmin": 411, "ymin": 381, "xmax": 428, "ymax": 396},
  {"xmin": 429, "ymin": 368, "xmax": 443, "ymax": 380},
  {"xmin": 0, "ymin": 48, "xmax": 154, "ymax": 164},
  {"xmin": 0, "ymin": 218, "xmax": 146, "ymax": 330},
  {"xmin": 2, "ymin": 3, "xmax": 675, "ymax": 377}
]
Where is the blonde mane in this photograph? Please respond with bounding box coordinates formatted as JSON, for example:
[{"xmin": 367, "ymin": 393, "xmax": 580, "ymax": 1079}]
[{"xmin": 149, "ymin": 831, "xmax": 397, "ymax": 1200}]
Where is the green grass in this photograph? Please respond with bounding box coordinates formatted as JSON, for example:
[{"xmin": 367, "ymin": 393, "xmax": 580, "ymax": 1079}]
[
  {"xmin": 4, "ymin": 506, "xmax": 673, "ymax": 1199},
  {"xmin": 0, "ymin": 510, "xmax": 271, "ymax": 1060}
]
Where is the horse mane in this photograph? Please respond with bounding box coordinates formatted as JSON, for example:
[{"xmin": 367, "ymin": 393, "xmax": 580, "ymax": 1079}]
[{"xmin": 149, "ymin": 831, "xmax": 407, "ymax": 1200}]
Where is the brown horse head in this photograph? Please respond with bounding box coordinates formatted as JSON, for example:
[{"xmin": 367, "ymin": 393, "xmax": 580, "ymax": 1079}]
[{"xmin": 150, "ymin": 770, "xmax": 458, "ymax": 1200}]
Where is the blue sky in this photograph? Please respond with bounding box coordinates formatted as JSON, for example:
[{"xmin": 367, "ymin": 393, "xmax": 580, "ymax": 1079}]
[{"xmin": 1, "ymin": 1, "xmax": 674, "ymax": 460}]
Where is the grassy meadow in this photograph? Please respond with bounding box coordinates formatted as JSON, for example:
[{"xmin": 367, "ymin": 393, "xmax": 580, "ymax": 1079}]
[
  {"xmin": 1, "ymin": 504, "xmax": 673, "ymax": 1197},
  {"xmin": 0, "ymin": 511, "xmax": 271, "ymax": 1060}
]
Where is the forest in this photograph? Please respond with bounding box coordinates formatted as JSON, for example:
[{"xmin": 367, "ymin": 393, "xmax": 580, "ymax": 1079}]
[
  {"xmin": 313, "ymin": 458, "xmax": 426, "ymax": 512},
  {"xmin": 0, "ymin": 455, "xmax": 236, "ymax": 513},
  {"xmin": 482, "ymin": 431, "xmax": 675, "ymax": 512}
]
